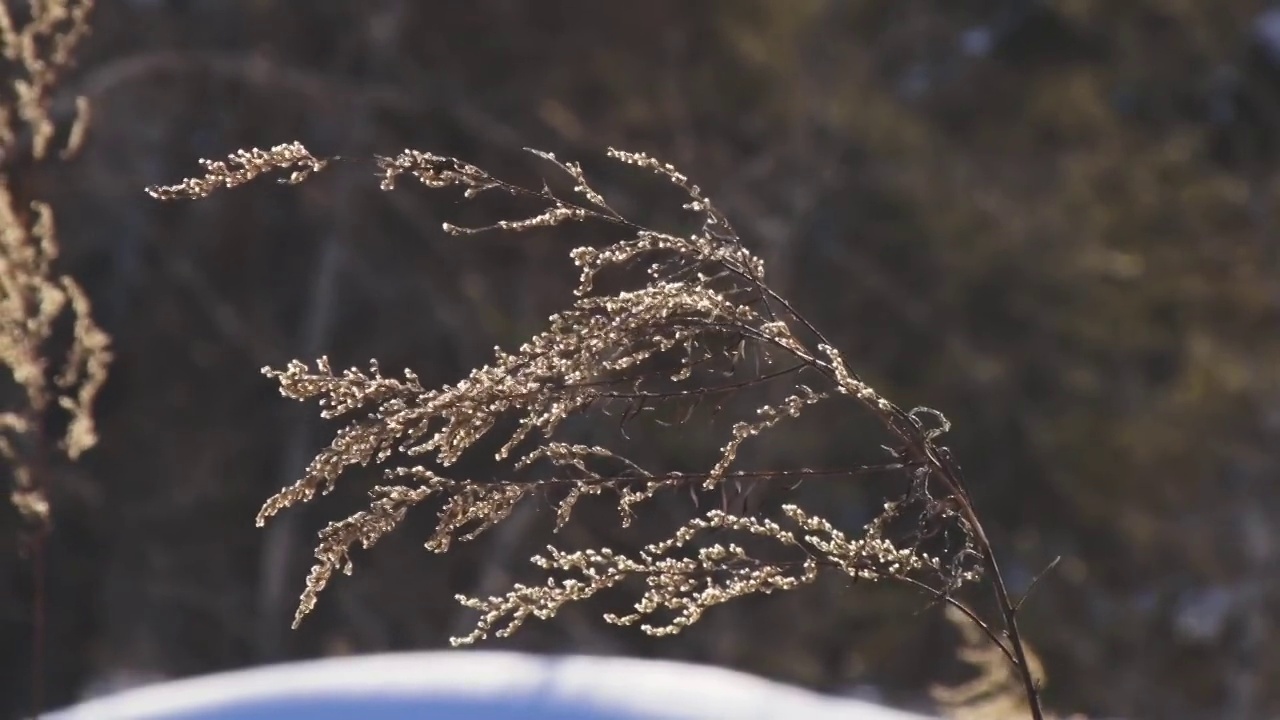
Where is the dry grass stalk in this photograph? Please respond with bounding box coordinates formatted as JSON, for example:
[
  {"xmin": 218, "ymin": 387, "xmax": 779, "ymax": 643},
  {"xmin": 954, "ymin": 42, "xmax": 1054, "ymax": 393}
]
[
  {"xmin": 150, "ymin": 142, "xmax": 1046, "ymax": 718},
  {"xmin": 0, "ymin": 0, "xmax": 109, "ymax": 534}
]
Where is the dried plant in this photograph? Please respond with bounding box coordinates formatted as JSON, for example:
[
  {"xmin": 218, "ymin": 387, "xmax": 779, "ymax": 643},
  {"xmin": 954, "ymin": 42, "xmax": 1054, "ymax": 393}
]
[
  {"xmin": 150, "ymin": 142, "xmax": 1048, "ymax": 718},
  {"xmin": 0, "ymin": 3, "xmax": 106, "ymax": 717},
  {"xmin": 0, "ymin": 0, "xmax": 108, "ymax": 536},
  {"xmin": 933, "ymin": 604, "xmax": 1045, "ymax": 720}
]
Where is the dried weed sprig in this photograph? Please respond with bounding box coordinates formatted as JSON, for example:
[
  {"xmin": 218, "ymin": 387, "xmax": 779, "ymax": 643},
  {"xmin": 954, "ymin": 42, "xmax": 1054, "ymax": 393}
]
[
  {"xmin": 144, "ymin": 141, "xmax": 327, "ymax": 201},
  {"xmin": 0, "ymin": 0, "xmax": 109, "ymax": 534},
  {"xmin": 454, "ymin": 505, "xmax": 938, "ymax": 646},
  {"xmin": 151, "ymin": 142, "xmax": 1045, "ymax": 718},
  {"xmin": 929, "ymin": 604, "xmax": 1085, "ymax": 720},
  {"xmin": 0, "ymin": 0, "xmax": 94, "ymax": 162}
]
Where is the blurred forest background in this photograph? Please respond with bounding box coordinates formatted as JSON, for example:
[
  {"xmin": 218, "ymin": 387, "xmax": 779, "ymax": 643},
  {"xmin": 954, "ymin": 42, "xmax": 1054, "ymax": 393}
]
[{"xmin": 4, "ymin": 1, "xmax": 1280, "ymax": 718}]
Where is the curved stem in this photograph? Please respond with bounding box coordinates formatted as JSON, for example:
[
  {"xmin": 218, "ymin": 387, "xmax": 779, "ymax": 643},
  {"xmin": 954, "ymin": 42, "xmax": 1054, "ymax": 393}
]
[
  {"xmin": 922, "ymin": 448, "xmax": 1045, "ymax": 720},
  {"xmin": 896, "ymin": 576, "xmax": 1019, "ymax": 670}
]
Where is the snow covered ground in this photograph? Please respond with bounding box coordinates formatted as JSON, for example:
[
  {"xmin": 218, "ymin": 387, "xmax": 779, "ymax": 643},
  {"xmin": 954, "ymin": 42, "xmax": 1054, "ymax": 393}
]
[{"xmin": 45, "ymin": 651, "xmax": 937, "ymax": 720}]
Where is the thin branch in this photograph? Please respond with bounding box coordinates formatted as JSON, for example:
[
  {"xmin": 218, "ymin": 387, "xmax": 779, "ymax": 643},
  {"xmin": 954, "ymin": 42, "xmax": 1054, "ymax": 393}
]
[{"xmin": 1013, "ymin": 556, "xmax": 1061, "ymax": 615}]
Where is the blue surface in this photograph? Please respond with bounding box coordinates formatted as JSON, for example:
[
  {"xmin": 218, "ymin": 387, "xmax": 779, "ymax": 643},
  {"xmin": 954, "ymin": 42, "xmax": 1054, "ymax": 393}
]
[
  {"xmin": 158, "ymin": 695, "xmax": 657, "ymax": 720},
  {"xmin": 46, "ymin": 651, "xmax": 933, "ymax": 720}
]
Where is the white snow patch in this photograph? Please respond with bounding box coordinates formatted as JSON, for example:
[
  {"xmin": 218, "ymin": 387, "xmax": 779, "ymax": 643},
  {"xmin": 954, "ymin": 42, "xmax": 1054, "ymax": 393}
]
[{"xmin": 45, "ymin": 650, "xmax": 937, "ymax": 720}]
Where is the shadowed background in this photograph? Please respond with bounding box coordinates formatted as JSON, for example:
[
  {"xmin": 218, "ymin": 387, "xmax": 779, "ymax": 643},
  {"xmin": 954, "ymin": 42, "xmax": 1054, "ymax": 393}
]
[{"xmin": 4, "ymin": 1, "xmax": 1280, "ymax": 718}]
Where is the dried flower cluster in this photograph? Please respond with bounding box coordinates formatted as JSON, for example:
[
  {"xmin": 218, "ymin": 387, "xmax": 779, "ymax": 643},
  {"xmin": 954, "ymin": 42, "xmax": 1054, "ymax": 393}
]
[
  {"xmin": 144, "ymin": 141, "xmax": 328, "ymax": 201},
  {"xmin": 454, "ymin": 505, "xmax": 940, "ymax": 646},
  {"xmin": 150, "ymin": 142, "xmax": 1046, "ymax": 717},
  {"xmin": 0, "ymin": 0, "xmax": 93, "ymax": 163},
  {"xmin": 0, "ymin": 0, "xmax": 109, "ymax": 533}
]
